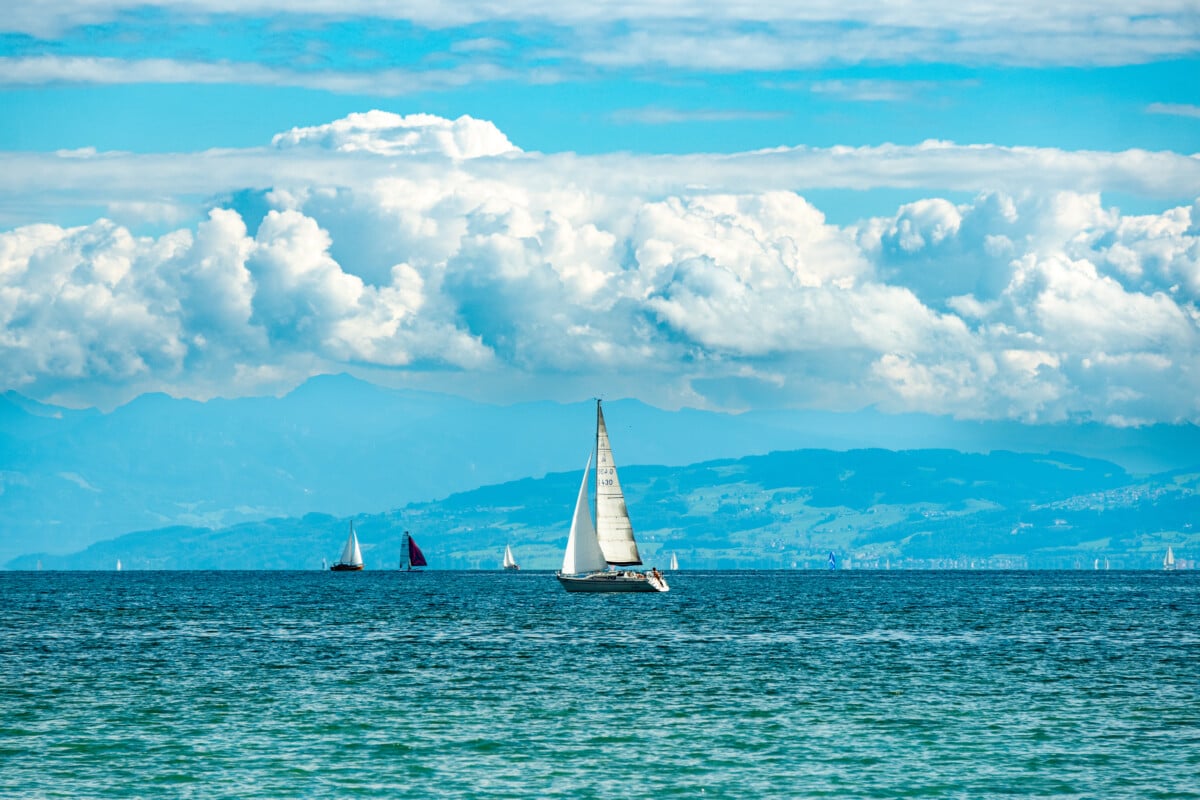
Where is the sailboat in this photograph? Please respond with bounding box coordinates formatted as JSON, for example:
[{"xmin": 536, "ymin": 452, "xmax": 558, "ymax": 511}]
[
  {"xmin": 116, "ymin": 559, "xmax": 122, "ymax": 572},
  {"xmin": 556, "ymin": 400, "xmax": 668, "ymax": 593},
  {"xmin": 331, "ymin": 521, "xmax": 364, "ymax": 571},
  {"xmin": 1164, "ymin": 546, "xmax": 1176, "ymax": 571},
  {"xmin": 670, "ymin": 552, "xmax": 678, "ymax": 571},
  {"xmin": 502, "ymin": 544, "xmax": 520, "ymax": 571},
  {"xmin": 402, "ymin": 531, "xmax": 427, "ymax": 571},
  {"xmin": 828, "ymin": 551, "xmax": 837, "ymax": 571}
]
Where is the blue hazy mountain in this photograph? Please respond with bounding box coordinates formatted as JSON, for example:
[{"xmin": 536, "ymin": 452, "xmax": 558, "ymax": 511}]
[
  {"xmin": 4, "ymin": 373, "xmax": 1200, "ymax": 563},
  {"xmin": 12, "ymin": 447, "xmax": 1197, "ymax": 571}
]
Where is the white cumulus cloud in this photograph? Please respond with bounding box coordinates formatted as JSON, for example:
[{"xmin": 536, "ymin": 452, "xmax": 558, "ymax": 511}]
[
  {"xmin": 270, "ymin": 111, "xmax": 520, "ymax": 159},
  {"xmin": 1, "ymin": 112, "xmax": 1199, "ymax": 423}
]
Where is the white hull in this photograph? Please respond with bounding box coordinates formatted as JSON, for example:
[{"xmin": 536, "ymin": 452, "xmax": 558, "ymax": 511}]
[{"xmin": 556, "ymin": 571, "xmax": 669, "ymax": 593}]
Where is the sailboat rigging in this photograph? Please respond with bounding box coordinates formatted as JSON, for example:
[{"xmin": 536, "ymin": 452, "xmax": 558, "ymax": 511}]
[
  {"xmin": 402, "ymin": 531, "xmax": 427, "ymax": 571},
  {"xmin": 556, "ymin": 400, "xmax": 668, "ymax": 593},
  {"xmin": 331, "ymin": 520, "xmax": 364, "ymax": 571}
]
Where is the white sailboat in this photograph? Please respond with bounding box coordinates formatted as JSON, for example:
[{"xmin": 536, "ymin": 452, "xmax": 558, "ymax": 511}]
[
  {"xmin": 1164, "ymin": 546, "xmax": 1176, "ymax": 571},
  {"xmin": 502, "ymin": 544, "xmax": 520, "ymax": 571},
  {"xmin": 670, "ymin": 552, "xmax": 678, "ymax": 571},
  {"xmin": 331, "ymin": 520, "xmax": 364, "ymax": 571},
  {"xmin": 556, "ymin": 400, "xmax": 668, "ymax": 593},
  {"xmin": 116, "ymin": 559, "xmax": 122, "ymax": 571}
]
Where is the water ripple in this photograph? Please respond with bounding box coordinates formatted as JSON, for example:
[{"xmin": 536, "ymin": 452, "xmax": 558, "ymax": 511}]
[{"xmin": 1, "ymin": 570, "xmax": 1197, "ymax": 798}]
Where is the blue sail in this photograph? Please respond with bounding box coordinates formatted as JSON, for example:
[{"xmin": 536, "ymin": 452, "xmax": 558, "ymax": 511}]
[{"xmin": 828, "ymin": 551, "xmax": 837, "ymax": 570}]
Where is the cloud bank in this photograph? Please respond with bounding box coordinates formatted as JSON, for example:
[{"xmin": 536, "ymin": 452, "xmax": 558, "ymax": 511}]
[
  {"xmin": 4, "ymin": 1, "xmax": 1197, "ymax": 71},
  {"xmin": 1, "ymin": 112, "xmax": 1198, "ymax": 424}
]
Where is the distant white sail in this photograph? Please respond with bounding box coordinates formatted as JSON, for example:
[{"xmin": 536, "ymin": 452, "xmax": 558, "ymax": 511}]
[
  {"xmin": 595, "ymin": 402, "xmax": 641, "ymax": 566},
  {"xmin": 670, "ymin": 552, "xmax": 678, "ymax": 571},
  {"xmin": 561, "ymin": 454, "xmax": 608, "ymax": 575},
  {"xmin": 1164, "ymin": 546, "xmax": 1176, "ymax": 570},
  {"xmin": 338, "ymin": 522, "xmax": 363, "ymax": 568},
  {"xmin": 503, "ymin": 545, "xmax": 518, "ymax": 569}
]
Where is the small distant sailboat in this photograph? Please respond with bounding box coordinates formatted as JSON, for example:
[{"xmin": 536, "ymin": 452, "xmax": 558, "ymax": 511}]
[
  {"xmin": 828, "ymin": 551, "xmax": 837, "ymax": 571},
  {"xmin": 402, "ymin": 531, "xmax": 427, "ymax": 571},
  {"xmin": 556, "ymin": 400, "xmax": 668, "ymax": 593},
  {"xmin": 331, "ymin": 521, "xmax": 364, "ymax": 571},
  {"xmin": 116, "ymin": 559, "xmax": 122, "ymax": 572},
  {"xmin": 502, "ymin": 544, "xmax": 520, "ymax": 571},
  {"xmin": 670, "ymin": 552, "xmax": 678, "ymax": 571},
  {"xmin": 1164, "ymin": 546, "xmax": 1176, "ymax": 571}
]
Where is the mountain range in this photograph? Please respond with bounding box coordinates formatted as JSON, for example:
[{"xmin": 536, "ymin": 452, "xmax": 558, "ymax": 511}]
[
  {"xmin": 11, "ymin": 447, "xmax": 1197, "ymax": 571},
  {"xmin": 4, "ymin": 372, "xmax": 1200, "ymax": 567}
]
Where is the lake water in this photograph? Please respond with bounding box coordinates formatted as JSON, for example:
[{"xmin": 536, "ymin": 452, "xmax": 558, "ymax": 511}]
[{"xmin": 2, "ymin": 570, "xmax": 1197, "ymax": 798}]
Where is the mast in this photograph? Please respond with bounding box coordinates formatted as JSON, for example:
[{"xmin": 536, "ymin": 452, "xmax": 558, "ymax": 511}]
[{"xmin": 593, "ymin": 399, "xmax": 642, "ymax": 566}]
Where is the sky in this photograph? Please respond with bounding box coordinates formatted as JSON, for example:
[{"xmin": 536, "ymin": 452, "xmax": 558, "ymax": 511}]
[{"xmin": 1, "ymin": 1, "xmax": 1199, "ymax": 424}]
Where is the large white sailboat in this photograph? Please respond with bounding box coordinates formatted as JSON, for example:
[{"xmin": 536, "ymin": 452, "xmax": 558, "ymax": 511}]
[
  {"xmin": 1164, "ymin": 546, "xmax": 1176, "ymax": 571},
  {"xmin": 556, "ymin": 400, "xmax": 668, "ymax": 593},
  {"xmin": 331, "ymin": 521, "xmax": 364, "ymax": 571},
  {"xmin": 502, "ymin": 545, "xmax": 520, "ymax": 571}
]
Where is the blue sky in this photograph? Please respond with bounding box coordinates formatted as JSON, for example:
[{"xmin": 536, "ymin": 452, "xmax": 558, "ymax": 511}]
[{"xmin": 1, "ymin": 1, "xmax": 1199, "ymax": 424}]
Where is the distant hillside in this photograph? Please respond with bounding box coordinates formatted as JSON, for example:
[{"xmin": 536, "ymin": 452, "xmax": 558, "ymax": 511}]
[
  {"xmin": 5, "ymin": 374, "xmax": 1200, "ymax": 563},
  {"xmin": 13, "ymin": 448, "xmax": 1198, "ymax": 571}
]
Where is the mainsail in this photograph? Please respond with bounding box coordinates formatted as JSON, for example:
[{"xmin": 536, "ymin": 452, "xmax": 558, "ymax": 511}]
[
  {"xmin": 595, "ymin": 400, "xmax": 641, "ymax": 566},
  {"xmin": 503, "ymin": 545, "xmax": 517, "ymax": 569},
  {"xmin": 561, "ymin": 454, "xmax": 608, "ymax": 575},
  {"xmin": 405, "ymin": 532, "xmax": 428, "ymax": 569}
]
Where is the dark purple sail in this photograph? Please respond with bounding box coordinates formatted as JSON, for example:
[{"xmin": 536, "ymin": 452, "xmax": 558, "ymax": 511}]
[{"xmin": 407, "ymin": 534, "xmax": 427, "ymax": 568}]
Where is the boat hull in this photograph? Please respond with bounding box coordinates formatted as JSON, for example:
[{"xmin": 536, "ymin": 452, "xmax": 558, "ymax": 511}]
[
  {"xmin": 556, "ymin": 571, "xmax": 669, "ymax": 593},
  {"xmin": 330, "ymin": 564, "xmax": 363, "ymax": 571}
]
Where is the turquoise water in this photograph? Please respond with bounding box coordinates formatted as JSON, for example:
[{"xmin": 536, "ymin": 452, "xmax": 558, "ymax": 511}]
[{"xmin": 2, "ymin": 571, "xmax": 1197, "ymax": 798}]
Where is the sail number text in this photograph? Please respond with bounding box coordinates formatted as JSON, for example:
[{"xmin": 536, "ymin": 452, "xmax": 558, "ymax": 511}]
[{"xmin": 598, "ymin": 466, "xmax": 616, "ymax": 487}]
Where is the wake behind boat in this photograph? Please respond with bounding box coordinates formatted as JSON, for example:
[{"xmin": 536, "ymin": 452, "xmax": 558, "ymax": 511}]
[
  {"xmin": 557, "ymin": 400, "xmax": 668, "ymax": 593},
  {"xmin": 331, "ymin": 521, "xmax": 364, "ymax": 571}
]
